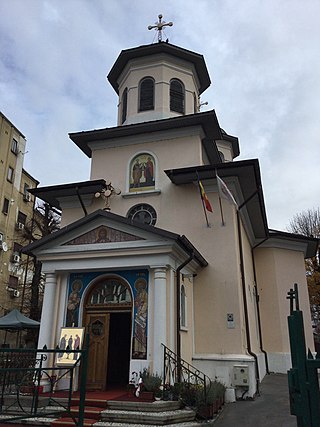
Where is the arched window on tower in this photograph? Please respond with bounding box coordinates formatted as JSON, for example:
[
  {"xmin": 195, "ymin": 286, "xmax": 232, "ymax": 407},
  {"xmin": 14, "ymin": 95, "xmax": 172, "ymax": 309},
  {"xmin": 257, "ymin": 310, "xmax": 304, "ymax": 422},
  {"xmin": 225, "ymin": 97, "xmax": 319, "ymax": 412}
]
[
  {"xmin": 121, "ymin": 88, "xmax": 128, "ymax": 124},
  {"xmin": 170, "ymin": 79, "xmax": 185, "ymax": 114},
  {"xmin": 139, "ymin": 77, "xmax": 154, "ymax": 112}
]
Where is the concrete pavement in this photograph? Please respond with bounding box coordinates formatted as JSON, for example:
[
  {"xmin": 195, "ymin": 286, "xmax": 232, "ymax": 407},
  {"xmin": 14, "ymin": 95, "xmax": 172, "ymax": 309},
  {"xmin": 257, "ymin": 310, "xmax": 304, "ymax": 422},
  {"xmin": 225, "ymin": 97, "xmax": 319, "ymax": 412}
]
[{"xmin": 214, "ymin": 373, "xmax": 296, "ymax": 427}]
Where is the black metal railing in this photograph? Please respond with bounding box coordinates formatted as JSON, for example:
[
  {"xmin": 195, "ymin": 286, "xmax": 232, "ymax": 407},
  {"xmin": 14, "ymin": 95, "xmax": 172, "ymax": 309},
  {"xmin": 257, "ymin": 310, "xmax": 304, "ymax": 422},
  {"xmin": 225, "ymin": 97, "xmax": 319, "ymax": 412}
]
[
  {"xmin": 0, "ymin": 342, "xmax": 89, "ymax": 426},
  {"xmin": 162, "ymin": 344, "xmax": 211, "ymax": 407}
]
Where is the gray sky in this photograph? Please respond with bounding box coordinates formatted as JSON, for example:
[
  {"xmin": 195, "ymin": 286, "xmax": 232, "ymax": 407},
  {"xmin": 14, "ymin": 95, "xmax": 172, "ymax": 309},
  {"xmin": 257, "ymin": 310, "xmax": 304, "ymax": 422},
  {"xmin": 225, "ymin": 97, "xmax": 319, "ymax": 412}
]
[{"xmin": 1, "ymin": 0, "xmax": 319, "ymax": 231}]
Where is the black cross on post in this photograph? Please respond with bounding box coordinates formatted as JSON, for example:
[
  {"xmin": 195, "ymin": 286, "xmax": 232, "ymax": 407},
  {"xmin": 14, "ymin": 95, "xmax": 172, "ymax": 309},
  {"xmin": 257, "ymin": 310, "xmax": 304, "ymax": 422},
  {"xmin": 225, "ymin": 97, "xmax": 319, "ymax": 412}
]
[
  {"xmin": 287, "ymin": 283, "xmax": 300, "ymax": 314},
  {"xmin": 148, "ymin": 14, "xmax": 173, "ymax": 42}
]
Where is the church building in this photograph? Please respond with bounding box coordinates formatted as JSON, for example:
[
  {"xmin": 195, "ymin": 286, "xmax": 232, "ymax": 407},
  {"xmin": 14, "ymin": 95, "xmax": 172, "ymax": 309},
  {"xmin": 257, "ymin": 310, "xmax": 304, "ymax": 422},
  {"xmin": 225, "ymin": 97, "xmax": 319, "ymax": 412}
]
[{"xmin": 23, "ymin": 22, "xmax": 317, "ymax": 399}]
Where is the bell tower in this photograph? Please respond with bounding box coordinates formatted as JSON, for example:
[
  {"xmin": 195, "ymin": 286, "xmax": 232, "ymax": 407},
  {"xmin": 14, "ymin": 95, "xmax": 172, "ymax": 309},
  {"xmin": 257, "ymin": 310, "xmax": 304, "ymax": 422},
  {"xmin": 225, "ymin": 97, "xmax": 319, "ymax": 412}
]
[{"xmin": 107, "ymin": 36, "xmax": 211, "ymax": 126}]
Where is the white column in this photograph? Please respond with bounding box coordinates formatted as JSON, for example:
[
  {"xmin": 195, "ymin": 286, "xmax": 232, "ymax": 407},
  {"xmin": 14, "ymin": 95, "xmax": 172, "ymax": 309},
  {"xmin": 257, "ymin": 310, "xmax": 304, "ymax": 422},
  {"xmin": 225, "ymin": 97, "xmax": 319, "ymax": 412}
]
[
  {"xmin": 152, "ymin": 266, "xmax": 167, "ymax": 375},
  {"xmin": 38, "ymin": 272, "xmax": 57, "ymax": 350}
]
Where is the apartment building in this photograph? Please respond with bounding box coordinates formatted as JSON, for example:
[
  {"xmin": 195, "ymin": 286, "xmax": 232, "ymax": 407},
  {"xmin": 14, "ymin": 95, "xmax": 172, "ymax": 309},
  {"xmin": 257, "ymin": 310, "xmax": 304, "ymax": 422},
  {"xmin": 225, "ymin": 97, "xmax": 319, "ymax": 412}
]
[{"xmin": 0, "ymin": 112, "xmax": 38, "ymax": 322}]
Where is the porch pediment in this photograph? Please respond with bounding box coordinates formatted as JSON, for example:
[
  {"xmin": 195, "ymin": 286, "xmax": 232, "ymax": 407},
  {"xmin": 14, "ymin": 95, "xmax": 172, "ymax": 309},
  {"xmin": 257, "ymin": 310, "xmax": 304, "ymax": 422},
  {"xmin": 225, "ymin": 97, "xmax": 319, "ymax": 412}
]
[{"xmin": 22, "ymin": 209, "xmax": 207, "ymax": 270}]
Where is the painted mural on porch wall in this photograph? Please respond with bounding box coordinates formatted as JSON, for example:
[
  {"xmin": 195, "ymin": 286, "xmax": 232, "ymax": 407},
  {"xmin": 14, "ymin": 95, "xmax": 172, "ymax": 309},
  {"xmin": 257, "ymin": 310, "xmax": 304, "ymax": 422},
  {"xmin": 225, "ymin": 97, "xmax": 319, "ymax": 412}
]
[{"xmin": 66, "ymin": 270, "xmax": 149, "ymax": 360}]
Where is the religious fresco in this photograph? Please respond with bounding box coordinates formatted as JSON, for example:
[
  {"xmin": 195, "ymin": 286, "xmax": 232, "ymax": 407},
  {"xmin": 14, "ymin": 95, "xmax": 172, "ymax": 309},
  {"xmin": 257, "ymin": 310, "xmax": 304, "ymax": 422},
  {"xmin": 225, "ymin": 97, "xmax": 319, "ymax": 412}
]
[
  {"xmin": 64, "ymin": 225, "xmax": 143, "ymax": 246},
  {"xmin": 66, "ymin": 279, "xmax": 83, "ymax": 327},
  {"xmin": 129, "ymin": 153, "xmax": 155, "ymax": 192},
  {"xmin": 132, "ymin": 277, "xmax": 148, "ymax": 359},
  {"xmin": 66, "ymin": 270, "xmax": 149, "ymax": 359}
]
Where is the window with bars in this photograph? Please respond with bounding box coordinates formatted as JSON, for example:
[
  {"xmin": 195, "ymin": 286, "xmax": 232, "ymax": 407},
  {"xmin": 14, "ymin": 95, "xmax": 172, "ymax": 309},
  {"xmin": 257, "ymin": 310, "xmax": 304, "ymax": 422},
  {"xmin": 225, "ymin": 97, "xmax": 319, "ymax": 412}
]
[
  {"xmin": 2, "ymin": 198, "xmax": 9, "ymax": 215},
  {"xmin": 11, "ymin": 138, "xmax": 19, "ymax": 155},
  {"xmin": 170, "ymin": 79, "xmax": 185, "ymax": 114},
  {"xmin": 139, "ymin": 77, "xmax": 154, "ymax": 111},
  {"xmin": 7, "ymin": 166, "xmax": 14, "ymax": 183},
  {"xmin": 8, "ymin": 275, "xmax": 18, "ymax": 289},
  {"xmin": 17, "ymin": 211, "xmax": 27, "ymax": 225}
]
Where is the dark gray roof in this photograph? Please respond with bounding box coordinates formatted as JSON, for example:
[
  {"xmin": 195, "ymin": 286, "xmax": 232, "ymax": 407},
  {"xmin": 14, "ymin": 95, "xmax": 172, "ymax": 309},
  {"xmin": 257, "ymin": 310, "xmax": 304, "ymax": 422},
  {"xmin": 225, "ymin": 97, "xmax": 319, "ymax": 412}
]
[
  {"xmin": 29, "ymin": 179, "xmax": 107, "ymax": 210},
  {"xmin": 107, "ymin": 42, "xmax": 211, "ymax": 94},
  {"xmin": 69, "ymin": 110, "xmax": 222, "ymax": 159},
  {"xmin": 268, "ymin": 229, "xmax": 319, "ymax": 259},
  {"xmin": 22, "ymin": 209, "xmax": 208, "ymax": 268},
  {"xmin": 165, "ymin": 159, "xmax": 269, "ymax": 242}
]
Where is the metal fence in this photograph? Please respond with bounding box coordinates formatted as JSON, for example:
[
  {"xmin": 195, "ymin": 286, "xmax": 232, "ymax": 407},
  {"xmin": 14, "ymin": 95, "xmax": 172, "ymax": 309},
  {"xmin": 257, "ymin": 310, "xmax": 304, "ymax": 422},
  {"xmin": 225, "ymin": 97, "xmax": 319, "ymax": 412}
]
[{"xmin": 0, "ymin": 342, "xmax": 88, "ymax": 426}]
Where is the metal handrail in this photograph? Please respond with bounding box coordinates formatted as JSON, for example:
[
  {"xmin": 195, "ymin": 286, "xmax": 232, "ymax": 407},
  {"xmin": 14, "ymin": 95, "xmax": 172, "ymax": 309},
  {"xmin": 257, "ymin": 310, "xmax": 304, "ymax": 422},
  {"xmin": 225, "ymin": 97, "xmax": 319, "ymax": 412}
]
[{"xmin": 162, "ymin": 344, "xmax": 211, "ymax": 406}]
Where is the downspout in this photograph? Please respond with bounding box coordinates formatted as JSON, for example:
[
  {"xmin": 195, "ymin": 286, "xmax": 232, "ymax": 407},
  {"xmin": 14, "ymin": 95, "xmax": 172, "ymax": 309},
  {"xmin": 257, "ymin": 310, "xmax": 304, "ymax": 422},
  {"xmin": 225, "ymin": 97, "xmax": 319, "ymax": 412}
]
[
  {"xmin": 75, "ymin": 186, "xmax": 88, "ymax": 216},
  {"xmin": 236, "ymin": 210, "xmax": 260, "ymax": 396},
  {"xmin": 252, "ymin": 238, "xmax": 270, "ymax": 374},
  {"xmin": 176, "ymin": 253, "xmax": 194, "ymax": 382}
]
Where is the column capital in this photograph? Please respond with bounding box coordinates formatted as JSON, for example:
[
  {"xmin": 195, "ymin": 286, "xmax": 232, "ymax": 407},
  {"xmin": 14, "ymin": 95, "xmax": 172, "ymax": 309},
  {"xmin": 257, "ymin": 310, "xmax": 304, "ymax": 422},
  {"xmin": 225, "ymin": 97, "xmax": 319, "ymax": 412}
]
[{"xmin": 44, "ymin": 272, "xmax": 56, "ymax": 284}]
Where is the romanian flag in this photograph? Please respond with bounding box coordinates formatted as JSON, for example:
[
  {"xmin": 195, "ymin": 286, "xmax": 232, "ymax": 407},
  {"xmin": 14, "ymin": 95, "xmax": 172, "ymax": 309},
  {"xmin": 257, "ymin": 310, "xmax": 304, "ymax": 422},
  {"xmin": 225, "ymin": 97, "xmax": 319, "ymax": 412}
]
[{"xmin": 198, "ymin": 180, "xmax": 213, "ymax": 212}]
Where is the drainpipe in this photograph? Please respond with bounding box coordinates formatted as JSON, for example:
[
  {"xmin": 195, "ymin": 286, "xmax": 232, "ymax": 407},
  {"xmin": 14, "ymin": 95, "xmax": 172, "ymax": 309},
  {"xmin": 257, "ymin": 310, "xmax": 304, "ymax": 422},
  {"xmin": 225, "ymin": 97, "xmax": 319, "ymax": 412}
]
[
  {"xmin": 176, "ymin": 253, "xmax": 194, "ymax": 382},
  {"xmin": 236, "ymin": 210, "xmax": 260, "ymax": 396},
  {"xmin": 252, "ymin": 238, "xmax": 270, "ymax": 375}
]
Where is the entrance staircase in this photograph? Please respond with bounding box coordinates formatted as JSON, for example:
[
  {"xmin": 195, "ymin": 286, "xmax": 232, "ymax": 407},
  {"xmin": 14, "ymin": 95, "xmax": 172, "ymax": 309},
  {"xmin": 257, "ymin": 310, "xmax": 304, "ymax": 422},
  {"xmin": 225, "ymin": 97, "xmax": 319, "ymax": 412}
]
[{"xmin": 48, "ymin": 395, "xmax": 207, "ymax": 427}]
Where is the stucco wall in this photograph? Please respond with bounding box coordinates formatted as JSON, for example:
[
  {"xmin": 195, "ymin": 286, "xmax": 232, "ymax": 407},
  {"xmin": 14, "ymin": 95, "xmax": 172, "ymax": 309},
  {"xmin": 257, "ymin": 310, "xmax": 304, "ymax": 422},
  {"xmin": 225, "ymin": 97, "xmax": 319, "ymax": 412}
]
[{"xmin": 254, "ymin": 247, "xmax": 314, "ymax": 355}]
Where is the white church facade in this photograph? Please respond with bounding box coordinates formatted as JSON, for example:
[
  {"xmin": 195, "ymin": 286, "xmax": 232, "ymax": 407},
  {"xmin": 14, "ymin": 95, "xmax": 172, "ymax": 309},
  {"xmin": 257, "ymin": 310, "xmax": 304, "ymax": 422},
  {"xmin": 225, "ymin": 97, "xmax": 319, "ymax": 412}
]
[{"xmin": 24, "ymin": 36, "xmax": 317, "ymax": 398}]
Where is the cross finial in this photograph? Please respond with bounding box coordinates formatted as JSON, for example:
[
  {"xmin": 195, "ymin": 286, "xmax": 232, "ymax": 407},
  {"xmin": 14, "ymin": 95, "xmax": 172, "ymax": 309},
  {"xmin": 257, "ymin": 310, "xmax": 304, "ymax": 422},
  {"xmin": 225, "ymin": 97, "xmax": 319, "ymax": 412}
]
[{"xmin": 148, "ymin": 14, "xmax": 173, "ymax": 43}]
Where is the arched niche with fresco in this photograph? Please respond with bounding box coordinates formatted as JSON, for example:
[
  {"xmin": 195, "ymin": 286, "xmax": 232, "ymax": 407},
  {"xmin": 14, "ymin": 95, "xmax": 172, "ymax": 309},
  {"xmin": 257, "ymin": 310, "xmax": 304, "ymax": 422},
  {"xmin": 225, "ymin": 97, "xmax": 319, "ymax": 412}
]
[{"xmin": 129, "ymin": 153, "xmax": 156, "ymax": 192}]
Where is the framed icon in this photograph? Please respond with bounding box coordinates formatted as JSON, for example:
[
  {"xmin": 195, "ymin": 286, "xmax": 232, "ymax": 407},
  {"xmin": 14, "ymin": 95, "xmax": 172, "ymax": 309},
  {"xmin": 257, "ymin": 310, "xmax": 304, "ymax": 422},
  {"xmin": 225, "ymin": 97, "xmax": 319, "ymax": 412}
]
[{"xmin": 56, "ymin": 327, "xmax": 85, "ymax": 366}]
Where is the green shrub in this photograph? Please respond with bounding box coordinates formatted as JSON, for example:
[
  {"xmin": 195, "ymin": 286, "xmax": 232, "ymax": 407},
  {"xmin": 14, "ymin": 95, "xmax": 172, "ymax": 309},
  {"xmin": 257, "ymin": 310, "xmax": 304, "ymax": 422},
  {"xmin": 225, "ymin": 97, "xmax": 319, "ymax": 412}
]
[{"xmin": 140, "ymin": 369, "xmax": 162, "ymax": 392}]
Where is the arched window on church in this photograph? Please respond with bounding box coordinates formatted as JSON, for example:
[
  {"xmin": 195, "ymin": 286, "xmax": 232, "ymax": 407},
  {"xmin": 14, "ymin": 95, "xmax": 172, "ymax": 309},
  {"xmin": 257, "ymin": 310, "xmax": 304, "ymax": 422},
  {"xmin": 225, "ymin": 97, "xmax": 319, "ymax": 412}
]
[
  {"xmin": 139, "ymin": 77, "xmax": 154, "ymax": 112},
  {"xmin": 121, "ymin": 88, "xmax": 128, "ymax": 124},
  {"xmin": 129, "ymin": 153, "xmax": 155, "ymax": 192},
  {"xmin": 170, "ymin": 79, "xmax": 185, "ymax": 114},
  {"xmin": 181, "ymin": 284, "xmax": 186, "ymax": 328}
]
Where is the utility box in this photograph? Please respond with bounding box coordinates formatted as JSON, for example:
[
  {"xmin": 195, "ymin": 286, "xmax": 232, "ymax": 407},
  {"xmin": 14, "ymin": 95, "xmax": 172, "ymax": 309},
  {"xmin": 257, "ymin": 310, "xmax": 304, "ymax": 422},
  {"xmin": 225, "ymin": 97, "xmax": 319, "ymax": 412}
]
[{"xmin": 233, "ymin": 365, "xmax": 249, "ymax": 387}]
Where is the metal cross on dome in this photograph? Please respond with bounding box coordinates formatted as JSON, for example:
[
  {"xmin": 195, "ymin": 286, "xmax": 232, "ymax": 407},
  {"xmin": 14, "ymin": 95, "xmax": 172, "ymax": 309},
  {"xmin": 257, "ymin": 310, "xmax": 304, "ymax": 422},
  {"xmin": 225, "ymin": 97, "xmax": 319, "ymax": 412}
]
[{"xmin": 148, "ymin": 14, "xmax": 173, "ymax": 42}]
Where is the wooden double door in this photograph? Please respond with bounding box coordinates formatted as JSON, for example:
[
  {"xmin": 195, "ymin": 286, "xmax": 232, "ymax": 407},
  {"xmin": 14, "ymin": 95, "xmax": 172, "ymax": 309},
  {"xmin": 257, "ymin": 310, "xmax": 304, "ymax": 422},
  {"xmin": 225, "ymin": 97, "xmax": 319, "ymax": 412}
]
[{"xmin": 84, "ymin": 310, "xmax": 132, "ymax": 390}]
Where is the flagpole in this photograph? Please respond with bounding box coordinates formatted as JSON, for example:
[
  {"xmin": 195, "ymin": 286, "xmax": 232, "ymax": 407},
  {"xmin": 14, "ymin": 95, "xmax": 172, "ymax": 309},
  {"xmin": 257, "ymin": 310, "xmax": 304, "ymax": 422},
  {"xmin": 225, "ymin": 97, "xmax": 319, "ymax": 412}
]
[
  {"xmin": 215, "ymin": 169, "xmax": 225, "ymax": 226},
  {"xmin": 218, "ymin": 194, "xmax": 225, "ymax": 226},
  {"xmin": 196, "ymin": 171, "xmax": 210, "ymax": 228}
]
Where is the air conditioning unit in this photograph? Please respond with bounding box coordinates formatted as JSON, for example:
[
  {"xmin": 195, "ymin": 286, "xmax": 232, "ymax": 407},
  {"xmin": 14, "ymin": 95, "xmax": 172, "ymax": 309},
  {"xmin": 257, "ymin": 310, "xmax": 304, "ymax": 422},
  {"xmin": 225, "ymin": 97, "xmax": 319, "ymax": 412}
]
[
  {"xmin": 23, "ymin": 193, "xmax": 31, "ymax": 202},
  {"xmin": 16, "ymin": 222, "xmax": 24, "ymax": 231},
  {"xmin": 12, "ymin": 254, "xmax": 20, "ymax": 263},
  {"xmin": 13, "ymin": 290, "xmax": 20, "ymax": 298}
]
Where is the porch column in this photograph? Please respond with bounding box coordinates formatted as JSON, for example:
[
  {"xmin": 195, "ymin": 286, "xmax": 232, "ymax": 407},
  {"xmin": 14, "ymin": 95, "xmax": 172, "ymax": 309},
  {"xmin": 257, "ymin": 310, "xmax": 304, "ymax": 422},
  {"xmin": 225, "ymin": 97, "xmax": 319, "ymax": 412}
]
[
  {"xmin": 38, "ymin": 272, "xmax": 57, "ymax": 350},
  {"xmin": 152, "ymin": 266, "xmax": 167, "ymax": 375}
]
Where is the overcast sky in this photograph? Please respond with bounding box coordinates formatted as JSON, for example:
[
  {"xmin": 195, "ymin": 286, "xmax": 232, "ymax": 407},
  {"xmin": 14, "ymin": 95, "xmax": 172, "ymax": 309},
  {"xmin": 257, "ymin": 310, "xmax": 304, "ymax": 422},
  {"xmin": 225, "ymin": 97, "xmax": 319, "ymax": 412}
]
[{"xmin": 1, "ymin": 0, "xmax": 319, "ymax": 231}]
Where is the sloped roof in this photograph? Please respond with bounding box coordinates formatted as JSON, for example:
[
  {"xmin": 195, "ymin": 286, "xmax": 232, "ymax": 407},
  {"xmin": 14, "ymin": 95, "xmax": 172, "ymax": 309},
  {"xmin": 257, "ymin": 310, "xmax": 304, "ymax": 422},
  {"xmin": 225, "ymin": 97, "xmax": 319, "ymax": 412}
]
[
  {"xmin": 69, "ymin": 110, "xmax": 223, "ymax": 159},
  {"xmin": 165, "ymin": 159, "xmax": 269, "ymax": 242},
  {"xmin": 28, "ymin": 179, "xmax": 107, "ymax": 210},
  {"xmin": 107, "ymin": 42, "xmax": 211, "ymax": 94},
  {"xmin": 22, "ymin": 209, "xmax": 208, "ymax": 268}
]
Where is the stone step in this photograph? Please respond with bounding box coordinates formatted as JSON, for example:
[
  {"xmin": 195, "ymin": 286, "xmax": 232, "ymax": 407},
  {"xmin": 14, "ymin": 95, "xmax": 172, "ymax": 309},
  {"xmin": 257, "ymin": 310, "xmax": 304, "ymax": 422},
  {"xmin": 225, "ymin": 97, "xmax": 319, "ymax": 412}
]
[
  {"xmin": 106, "ymin": 400, "xmax": 181, "ymax": 412},
  {"xmin": 94, "ymin": 422, "xmax": 214, "ymax": 427},
  {"xmin": 100, "ymin": 408, "xmax": 196, "ymax": 425}
]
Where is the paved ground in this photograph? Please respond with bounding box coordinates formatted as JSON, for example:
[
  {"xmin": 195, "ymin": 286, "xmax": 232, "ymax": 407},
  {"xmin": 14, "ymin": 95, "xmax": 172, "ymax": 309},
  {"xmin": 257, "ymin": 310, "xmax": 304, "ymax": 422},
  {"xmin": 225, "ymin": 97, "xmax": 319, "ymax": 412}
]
[
  {"xmin": 214, "ymin": 373, "xmax": 296, "ymax": 427},
  {"xmin": 0, "ymin": 373, "xmax": 296, "ymax": 426}
]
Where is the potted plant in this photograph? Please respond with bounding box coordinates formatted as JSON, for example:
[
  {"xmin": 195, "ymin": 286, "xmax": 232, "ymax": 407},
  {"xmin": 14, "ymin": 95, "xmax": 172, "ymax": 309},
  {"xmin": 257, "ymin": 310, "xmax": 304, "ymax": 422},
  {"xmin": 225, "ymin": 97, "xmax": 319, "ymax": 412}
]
[
  {"xmin": 196, "ymin": 380, "xmax": 226, "ymax": 419},
  {"xmin": 140, "ymin": 369, "xmax": 162, "ymax": 400}
]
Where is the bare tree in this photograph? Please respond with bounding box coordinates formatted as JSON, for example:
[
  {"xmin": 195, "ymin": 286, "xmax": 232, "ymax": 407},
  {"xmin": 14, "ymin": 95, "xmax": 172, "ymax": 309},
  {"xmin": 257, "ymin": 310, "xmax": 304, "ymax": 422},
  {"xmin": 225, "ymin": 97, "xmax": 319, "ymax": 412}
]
[
  {"xmin": 21, "ymin": 202, "xmax": 61, "ymax": 321},
  {"xmin": 288, "ymin": 208, "xmax": 320, "ymax": 324}
]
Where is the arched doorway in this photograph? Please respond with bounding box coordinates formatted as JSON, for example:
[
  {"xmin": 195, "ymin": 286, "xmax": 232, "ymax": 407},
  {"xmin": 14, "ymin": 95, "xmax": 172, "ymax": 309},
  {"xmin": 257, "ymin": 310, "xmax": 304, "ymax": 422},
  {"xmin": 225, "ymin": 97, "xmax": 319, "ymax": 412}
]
[{"xmin": 83, "ymin": 276, "xmax": 132, "ymax": 390}]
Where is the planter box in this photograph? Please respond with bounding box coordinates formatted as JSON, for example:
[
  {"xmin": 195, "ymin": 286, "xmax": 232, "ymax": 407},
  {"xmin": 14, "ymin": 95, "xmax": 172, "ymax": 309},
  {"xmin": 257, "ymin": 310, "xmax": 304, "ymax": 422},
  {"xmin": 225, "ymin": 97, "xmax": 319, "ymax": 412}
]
[{"xmin": 139, "ymin": 391, "xmax": 154, "ymax": 401}]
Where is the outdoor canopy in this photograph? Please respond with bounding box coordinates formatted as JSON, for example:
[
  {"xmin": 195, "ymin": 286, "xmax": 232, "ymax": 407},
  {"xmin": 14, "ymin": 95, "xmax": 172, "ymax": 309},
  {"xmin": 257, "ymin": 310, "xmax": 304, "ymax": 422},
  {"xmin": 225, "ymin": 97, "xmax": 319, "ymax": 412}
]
[{"xmin": 0, "ymin": 309, "xmax": 40, "ymax": 330}]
